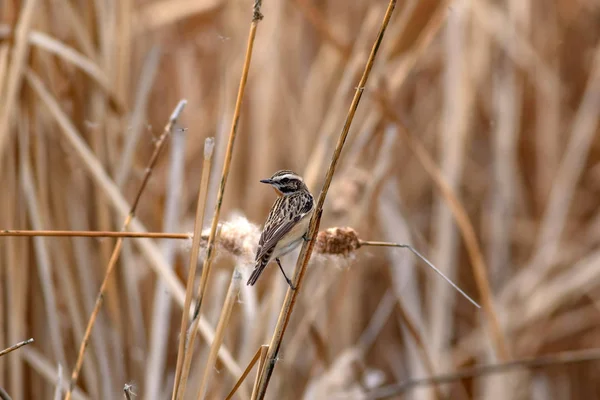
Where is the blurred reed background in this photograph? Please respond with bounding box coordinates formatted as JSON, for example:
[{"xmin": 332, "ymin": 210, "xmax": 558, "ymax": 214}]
[{"xmin": 1, "ymin": 0, "xmax": 600, "ymax": 399}]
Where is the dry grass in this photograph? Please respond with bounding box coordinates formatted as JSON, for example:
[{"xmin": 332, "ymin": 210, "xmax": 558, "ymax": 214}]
[{"xmin": 2, "ymin": 0, "xmax": 600, "ymax": 399}]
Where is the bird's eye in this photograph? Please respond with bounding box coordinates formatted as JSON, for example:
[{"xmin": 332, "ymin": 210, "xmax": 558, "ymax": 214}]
[{"xmin": 280, "ymin": 178, "xmax": 290, "ymax": 184}]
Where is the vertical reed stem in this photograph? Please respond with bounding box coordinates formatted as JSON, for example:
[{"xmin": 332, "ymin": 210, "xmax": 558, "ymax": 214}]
[
  {"xmin": 173, "ymin": 2, "xmax": 264, "ymax": 398},
  {"xmin": 254, "ymin": 1, "xmax": 397, "ymax": 398}
]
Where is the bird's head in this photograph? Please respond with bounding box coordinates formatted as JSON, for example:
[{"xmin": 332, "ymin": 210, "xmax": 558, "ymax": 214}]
[{"xmin": 260, "ymin": 170, "xmax": 307, "ymax": 195}]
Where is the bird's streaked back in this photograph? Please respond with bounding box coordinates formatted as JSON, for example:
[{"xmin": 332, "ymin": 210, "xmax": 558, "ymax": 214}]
[{"xmin": 247, "ymin": 170, "xmax": 314, "ymax": 288}]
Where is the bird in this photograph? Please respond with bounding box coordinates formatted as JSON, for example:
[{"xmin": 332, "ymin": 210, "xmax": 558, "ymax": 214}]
[{"xmin": 247, "ymin": 170, "xmax": 315, "ymax": 290}]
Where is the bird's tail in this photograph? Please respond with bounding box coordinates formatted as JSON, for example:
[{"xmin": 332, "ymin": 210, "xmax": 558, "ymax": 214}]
[{"xmin": 247, "ymin": 259, "xmax": 268, "ymax": 286}]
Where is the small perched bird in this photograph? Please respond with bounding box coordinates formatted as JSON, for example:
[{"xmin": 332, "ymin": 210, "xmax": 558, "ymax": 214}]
[{"xmin": 247, "ymin": 170, "xmax": 315, "ymax": 289}]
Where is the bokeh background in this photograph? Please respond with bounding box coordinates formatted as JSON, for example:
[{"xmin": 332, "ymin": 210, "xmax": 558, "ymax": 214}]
[{"xmin": 2, "ymin": 0, "xmax": 600, "ymax": 399}]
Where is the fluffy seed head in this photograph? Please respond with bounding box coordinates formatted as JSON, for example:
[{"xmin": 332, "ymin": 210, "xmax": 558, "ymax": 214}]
[{"xmin": 315, "ymin": 227, "xmax": 360, "ymax": 256}]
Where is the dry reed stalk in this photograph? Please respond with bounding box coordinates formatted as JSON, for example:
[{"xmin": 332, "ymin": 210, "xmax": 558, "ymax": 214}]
[
  {"xmin": 347, "ymin": 125, "xmax": 395, "ymax": 228},
  {"xmin": 175, "ymin": 236, "xmax": 219, "ymax": 399},
  {"xmin": 135, "ymin": 0, "xmax": 222, "ymax": 32},
  {"xmin": 254, "ymin": 1, "xmax": 397, "ymax": 397},
  {"xmin": 469, "ymin": 0, "xmax": 558, "ymax": 97},
  {"xmin": 51, "ymin": 244, "xmax": 101, "ymax": 397},
  {"xmin": 0, "ymin": 0, "xmax": 38, "ymax": 166},
  {"xmin": 0, "ymin": 230, "xmax": 192, "ymax": 239},
  {"xmin": 489, "ymin": 51, "xmax": 520, "ymax": 289},
  {"xmin": 55, "ymin": 0, "xmax": 95, "ymax": 58},
  {"xmin": 505, "ymin": 43, "xmax": 600, "ymax": 301},
  {"xmin": 302, "ymin": 7, "xmax": 383, "ymax": 191},
  {"xmin": 0, "ymin": 45, "xmax": 9, "ymax": 94},
  {"xmin": 0, "ymin": 26, "xmax": 117, "ymax": 104},
  {"xmin": 171, "ymin": 137, "xmax": 215, "ymax": 400},
  {"xmin": 0, "ymin": 338, "xmax": 34, "ymax": 358},
  {"xmin": 172, "ymin": 1, "xmax": 264, "ymax": 397},
  {"xmin": 25, "ymin": 67, "xmax": 237, "ymax": 376},
  {"xmin": 19, "ymin": 128, "xmax": 68, "ymax": 371},
  {"xmin": 387, "ymin": 0, "xmax": 450, "ymax": 89},
  {"xmin": 292, "ymin": 0, "xmax": 350, "ymax": 57},
  {"xmin": 392, "ymin": 291, "xmax": 445, "ymax": 399},
  {"xmin": 369, "ymin": 347, "xmax": 600, "ymax": 399},
  {"xmin": 115, "ymin": 45, "xmax": 162, "ymax": 187},
  {"xmin": 21, "ymin": 348, "xmax": 89, "ymax": 400},
  {"xmin": 480, "ymin": 5, "xmax": 525, "ymax": 397},
  {"xmin": 116, "ymin": 0, "xmax": 133, "ymax": 105},
  {"xmin": 428, "ymin": 2, "xmax": 474, "ymax": 373},
  {"xmin": 0, "ymin": 241, "xmax": 248, "ymax": 377},
  {"xmin": 64, "ymin": 100, "xmax": 187, "ymax": 400},
  {"xmin": 224, "ymin": 345, "xmax": 264, "ymax": 400},
  {"xmin": 54, "ymin": 364, "xmax": 63, "ymax": 400},
  {"xmin": 251, "ymin": 346, "xmax": 269, "ymax": 400},
  {"xmin": 5, "ymin": 148, "xmax": 27, "ymax": 400},
  {"xmin": 144, "ymin": 128, "xmax": 190, "ymax": 400},
  {"xmin": 1, "ymin": 223, "xmax": 478, "ymax": 305},
  {"xmin": 0, "ymin": 387, "xmax": 10, "ymax": 400},
  {"xmin": 284, "ymin": 269, "xmax": 337, "ymax": 361},
  {"xmin": 89, "ymin": 0, "xmax": 123, "ymax": 369},
  {"xmin": 196, "ymin": 267, "xmax": 244, "ymax": 400},
  {"xmin": 375, "ymin": 93, "xmax": 510, "ymax": 360},
  {"xmin": 0, "ymin": 261, "xmax": 4, "ymax": 383}
]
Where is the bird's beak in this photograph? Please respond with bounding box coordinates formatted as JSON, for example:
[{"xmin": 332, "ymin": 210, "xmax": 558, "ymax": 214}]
[{"xmin": 260, "ymin": 179, "xmax": 273, "ymax": 184}]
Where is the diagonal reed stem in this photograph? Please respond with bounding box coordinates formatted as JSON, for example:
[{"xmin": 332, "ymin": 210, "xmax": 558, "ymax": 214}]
[
  {"xmin": 225, "ymin": 346, "xmax": 264, "ymax": 400},
  {"xmin": 172, "ymin": 2, "xmax": 264, "ymax": 398},
  {"xmin": 0, "ymin": 338, "xmax": 34, "ymax": 357},
  {"xmin": 251, "ymin": 346, "xmax": 269, "ymax": 400},
  {"xmin": 359, "ymin": 241, "xmax": 480, "ymax": 308},
  {"xmin": 254, "ymin": 1, "xmax": 397, "ymax": 398},
  {"xmin": 64, "ymin": 100, "xmax": 187, "ymax": 400}
]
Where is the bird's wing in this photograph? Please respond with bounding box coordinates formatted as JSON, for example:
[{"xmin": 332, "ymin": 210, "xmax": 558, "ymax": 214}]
[{"xmin": 255, "ymin": 194, "xmax": 313, "ymax": 261}]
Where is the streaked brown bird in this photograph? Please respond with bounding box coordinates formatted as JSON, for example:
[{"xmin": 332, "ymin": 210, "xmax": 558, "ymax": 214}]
[{"xmin": 247, "ymin": 170, "xmax": 314, "ymax": 289}]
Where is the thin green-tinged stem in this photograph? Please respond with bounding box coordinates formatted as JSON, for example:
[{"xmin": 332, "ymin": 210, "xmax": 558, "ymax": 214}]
[
  {"xmin": 254, "ymin": 1, "xmax": 397, "ymax": 398},
  {"xmin": 64, "ymin": 100, "xmax": 187, "ymax": 400},
  {"xmin": 173, "ymin": 2, "xmax": 264, "ymax": 398}
]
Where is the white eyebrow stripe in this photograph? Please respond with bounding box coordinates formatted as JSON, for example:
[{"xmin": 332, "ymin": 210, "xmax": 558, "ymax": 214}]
[{"xmin": 275, "ymin": 173, "xmax": 298, "ymax": 181}]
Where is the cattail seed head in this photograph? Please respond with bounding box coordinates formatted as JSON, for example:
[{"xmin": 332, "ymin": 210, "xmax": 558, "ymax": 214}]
[
  {"xmin": 198, "ymin": 213, "xmax": 260, "ymax": 264},
  {"xmin": 190, "ymin": 215, "xmax": 362, "ymax": 266},
  {"xmin": 315, "ymin": 227, "xmax": 360, "ymax": 256}
]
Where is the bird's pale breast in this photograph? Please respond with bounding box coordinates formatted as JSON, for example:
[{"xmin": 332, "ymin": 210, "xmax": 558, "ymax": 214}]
[{"xmin": 272, "ymin": 210, "xmax": 313, "ymax": 258}]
